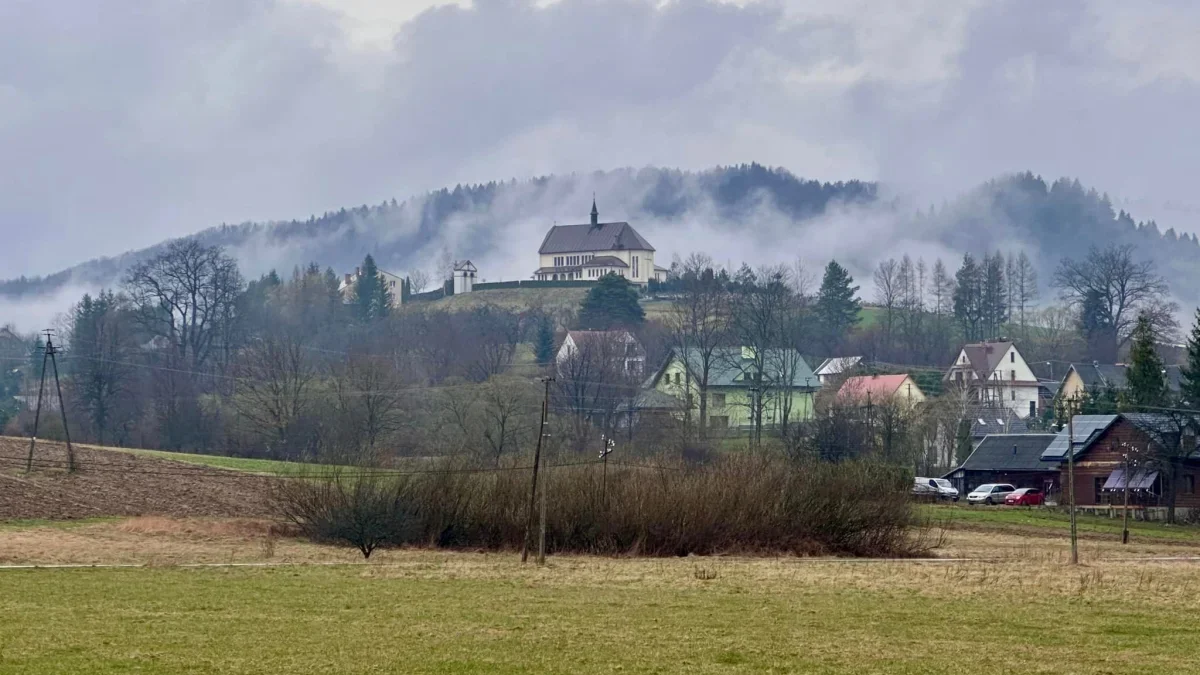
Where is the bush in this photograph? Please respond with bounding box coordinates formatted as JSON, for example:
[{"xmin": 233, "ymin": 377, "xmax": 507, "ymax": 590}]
[{"xmin": 276, "ymin": 454, "xmax": 923, "ymax": 558}]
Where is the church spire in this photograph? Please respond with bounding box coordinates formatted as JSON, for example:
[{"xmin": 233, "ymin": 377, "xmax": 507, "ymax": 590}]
[{"xmin": 590, "ymin": 195, "xmax": 599, "ymax": 226}]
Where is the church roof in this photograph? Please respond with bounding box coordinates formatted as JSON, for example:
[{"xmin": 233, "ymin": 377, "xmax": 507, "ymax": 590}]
[{"xmin": 539, "ymin": 222, "xmax": 655, "ymax": 254}]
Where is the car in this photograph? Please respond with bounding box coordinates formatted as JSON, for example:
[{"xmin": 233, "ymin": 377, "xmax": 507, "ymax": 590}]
[
  {"xmin": 913, "ymin": 477, "xmax": 959, "ymax": 501},
  {"xmin": 966, "ymin": 483, "xmax": 1016, "ymax": 505},
  {"xmin": 1004, "ymin": 487, "xmax": 1044, "ymax": 506}
]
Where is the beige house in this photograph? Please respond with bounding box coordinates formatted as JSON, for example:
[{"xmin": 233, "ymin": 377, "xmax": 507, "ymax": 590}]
[
  {"xmin": 836, "ymin": 374, "xmax": 926, "ymax": 407},
  {"xmin": 944, "ymin": 341, "xmax": 1040, "ymax": 418},
  {"xmin": 533, "ymin": 200, "xmax": 656, "ymax": 286}
]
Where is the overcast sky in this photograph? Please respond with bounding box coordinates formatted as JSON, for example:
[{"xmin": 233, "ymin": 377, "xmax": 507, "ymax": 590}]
[{"xmin": 2, "ymin": 0, "xmax": 1199, "ymax": 278}]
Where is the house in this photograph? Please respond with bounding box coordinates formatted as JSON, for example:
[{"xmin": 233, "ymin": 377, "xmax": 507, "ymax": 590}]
[
  {"xmin": 814, "ymin": 356, "xmax": 863, "ymax": 384},
  {"xmin": 653, "ymin": 266, "xmax": 670, "ymax": 283},
  {"xmin": 649, "ymin": 347, "xmax": 819, "ymax": 432},
  {"xmin": 556, "ymin": 330, "xmax": 646, "ymax": 377},
  {"xmin": 944, "ymin": 340, "xmax": 1041, "ymax": 418},
  {"xmin": 532, "ymin": 200, "xmax": 657, "ymax": 286},
  {"xmin": 338, "ymin": 265, "xmax": 405, "ymax": 308},
  {"xmin": 836, "ymin": 374, "xmax": 926, "ymax": 407},
  {"xmin": 1040, "ymin": 414, "xmax": 1200, "ymax": 515},
  {"xmin": 945, "ymin": 433, "xmax": 1059, "ymax": 496},
  {"xmin": 1057, "ymin": 362, "xmax": 1184, "ymax": 403},
  {"xmin": 964, "ymin": 406, "xmax": 1029, "ymax": 448}
]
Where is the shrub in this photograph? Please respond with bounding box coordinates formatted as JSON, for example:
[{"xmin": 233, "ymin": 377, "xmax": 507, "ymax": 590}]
[{"xmin": 276, "ymin": 454, "xmax": 922, "ymax": 558}]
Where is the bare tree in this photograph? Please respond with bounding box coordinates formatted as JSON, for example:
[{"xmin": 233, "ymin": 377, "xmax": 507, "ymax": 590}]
[
  {"xmin": 728, "ymin": 265, "xmax": 792, "ymax": 446},
  {"xmin": 233, "ymin": 333, "xmax": 315, "ymax": 457},
  {"xmin": 408, "ymin": 269, "xmax": 431, "ymax": 294},
  {"xmin": 332, "ymin": 352, "xmax": 407, "ymax": 458},
  {"xmin": 873, "ymin": 258, "xmax": 900, "ymax": 358},
  {"xmin": 1055, "ymin": 244, "xmax": 1178, "ymax": 361},
  {"xmin": 124, "ymin": 240, "xmax": 243, "ymax": 372},
  {"xmin": 666, "ymin": 253, "xmax": 729, "ymax": 438},
  {"xmin": 1012, "ymin": 251, "xmax": 1039, "ymax": 330},
  {"xmin": 463, "ymin": 306, "xmax": 521, "ymax": 382},
  {"xmin": 554, "ymin": 331, "xmax": 638, "ymax": 450},
  {"xmin": 479, "ymin": 376, "xmax": 539, "ymax": 465}
]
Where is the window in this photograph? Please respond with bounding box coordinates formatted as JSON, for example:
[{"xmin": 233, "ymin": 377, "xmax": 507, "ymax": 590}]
[
  {"xmin": 674, "ymin": 372, "xmax": 682, "ymax": 385},
  {"xmin": 1094, "ymin": 477, "xmax": 1105, "ymax": 504},
  {"xmin": 1029, "ymin": 401, "xmax": 1037, "ymax": 417},
  {"xmin": 1011, "ymin": 390, "xmax": 1015, "ymax": 401},
  {"xmin": 633, "ymin": 255, "xmax": 639, "ymax": 278},
  {"xmin": 955, "ymin": 372, "xmax": 963, "ymax": 383},
  {"xmin": 709, "ymin": 415, "xmax": 729, "ymax": 429},
  {"xmin": 1010, "ymin": 370, "xmax": 1016, "ymax": 381},
  {"xmin": 711, "ymin": 393, "xmax": 726, "ymax": 408},
  {"xmin": 1010, "ymin": 352, "xmax": 1015, "ymax": 363},
  {"xmin": 1185, "ymin": 475, "xmax": 1196, "ymax": 495}
]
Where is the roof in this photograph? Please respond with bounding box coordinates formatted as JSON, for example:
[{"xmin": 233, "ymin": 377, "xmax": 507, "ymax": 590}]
[
  {"xmin": 453, "ymin": 260, "xmax": 476, "ymax": 272},
  {"xmin": 837, "ymin": 374, "xmax": 917, "ymax": 401},
  {"xmin": 622, "ymin": 388, "xmax": 685, "ymax": 412},
  {"xmin": 581, "ymin": 256, "xmax": 628, "ymax": 268},
  {"xmin": 539, "ymin": 222, "xmax": 655, "ymax": 254},
  {"xmin": 564, "ymin": 330, "xmax": 642, "ymax": 354},
  {"xmin": 1064, "ymin": 363, "xmax": 1184, "ymax": 393},
  {"xmin": 656, "ymin": 347, "xmax": 818, "ymax": 389},
  {"xmin": 954, "ymin": 434, "xmax": 1059, "ymax": 473},
  {"xmin": 950, "ymin": 341, "xmax": 1013, "ymax": 380},
  {"xmin": 1041, "ymin": 415, "xmax": 1119, "ymax": 460},
  {"xmin": 815, "ymin": 356, "xmax": 862, "ymax": 377},
  {"xmin": 964, "ymin": 406, "xmax": 1029, "ymax": 438}
]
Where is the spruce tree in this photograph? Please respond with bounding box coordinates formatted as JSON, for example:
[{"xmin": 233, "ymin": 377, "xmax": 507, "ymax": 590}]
[
  {"xmin": 352, "ymin": 255, "xmax": 392, "ymax": 322},
  {"xmin": 578, "ymin": 273, "xmax": 644, "ymax": 329},
  {"xmin": 953, "ymin": 253, "xmax": 983, "ymax": 341},
  {"xmin": 815, "ymin": 260, "xmax": 861, "ymax": 352},
  {"xmin": 535, "ymin": 317, "xmax": 556, "ymax": 366},
  {"xmin": 1179, "ymin": 308, "xmax": 1200, "ymax": 408},
  {"xmin": 1124, "ymin": 313, "xmax": 1168, "ymax": 410}
]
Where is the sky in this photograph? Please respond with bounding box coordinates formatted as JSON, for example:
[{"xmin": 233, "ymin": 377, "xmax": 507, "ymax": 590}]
[{"xmin": 2, "ymin": 0, "xmax": 1200, "ymax": 279}]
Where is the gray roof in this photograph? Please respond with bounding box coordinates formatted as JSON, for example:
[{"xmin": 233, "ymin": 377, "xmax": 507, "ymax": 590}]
[
  {"xmin": 581, "ymin": 256, "xmax": 628, "ymax": 268},
  {"xmin": 1065, "ymin": 363, "xmax": 1183, "ymax": 393},
  {"xmin": 955, "ymin": 434, "xmax": 1059, "ymax": 473},
  {"xmin": 539, "ymin": 222, "xmax": 655, "ymax": 254},
  {"xmin": 1041, "ymin": 415, "xmax": 1119, "ymax": 460},
  {"xmin": 815, "ymin": 356, "xmax": 862, "ymax": 376},
  {"xmin": 655, "ymin": 347, "xmax": 818, "ymax": 389},
  {"xmin": 966, "ymin": 406, "xmax": 1029, "ymax": 438},
  {"xmin": 959, "ymin": 341, "xmax": 1013, "ymax": 380}
]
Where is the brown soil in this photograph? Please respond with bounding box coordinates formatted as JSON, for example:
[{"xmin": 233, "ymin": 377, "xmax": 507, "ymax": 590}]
[{"xmin": 0, "ymin": 438, "xmax": 274, "ymax": 520}]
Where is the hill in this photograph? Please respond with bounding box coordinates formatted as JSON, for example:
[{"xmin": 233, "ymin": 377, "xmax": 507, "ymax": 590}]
[{"xmin": 4, "ymin": 165, "xmax": 1200, "ymax": 312}]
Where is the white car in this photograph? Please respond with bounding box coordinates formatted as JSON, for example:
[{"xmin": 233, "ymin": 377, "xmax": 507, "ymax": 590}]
[
  {"xmin": 966, "ymin": 483, "xmax": 1016, "ymax": 505},
  {"xmin": 913, "ymin": 477, "xmax": 959, "ymax": 502}
]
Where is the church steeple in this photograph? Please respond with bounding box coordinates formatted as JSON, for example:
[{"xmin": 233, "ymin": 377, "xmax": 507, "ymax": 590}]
[{"xmin": 590, "ymin": 196, "xmax": 599, "ymax": 226}]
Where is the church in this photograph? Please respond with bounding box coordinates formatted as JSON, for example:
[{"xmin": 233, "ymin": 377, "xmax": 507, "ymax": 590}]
[{"xmin": 532, "ymin": 200, "xmax": 667, "ymax": 286}]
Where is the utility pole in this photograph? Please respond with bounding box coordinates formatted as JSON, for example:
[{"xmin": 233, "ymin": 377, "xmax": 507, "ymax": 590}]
[
  {"xmin": 25, "ymin": 337, "xmax": 51, "ymax": 472},
  {"xmin": 1067, "ymin": 409, "xmax": 1078, "ymax": 565},
  {"xmin": 1121, "ymin": 449, "xmax": 1133, "ymax": 545},
  {"xmin": 522, "ymin": 376, "xmax": 553, "ymax": 564},
  {"xmin": 45, "ymin": 332, "xmax": 75, "ymax": 473},
  {"xmin": 538, "ymin": 431, "xmax": 549, "ymax": 567},
  {"xmin": 600, "ymin": 434, "xmax": 615, "ymax": 501}
]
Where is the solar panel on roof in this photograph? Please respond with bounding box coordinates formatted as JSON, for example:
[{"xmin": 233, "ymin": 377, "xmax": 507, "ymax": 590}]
[{"xmin": 1040, "ymin": 415, "xmax": 1118, "ymax": 460}]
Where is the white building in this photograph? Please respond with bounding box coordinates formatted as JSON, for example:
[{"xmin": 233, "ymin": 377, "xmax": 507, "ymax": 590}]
[
  {"xmin": 556, "ymin": 330, "xmax": 646, "ymax": 377},
  {"xmin": 453, "ymin": 260, "xmax": 477, "ymax": 295},
  {"xmin": 814, "ymin": 356, "xmax": 862, "ymax": 384},
  {"xmin": 338, "ymin": 265, "xmax": 404, "ymax": 308},
  {"xmin": 944, "ymin": 340, "xmax": 1041, "ymax": 418},
  {"xmin": 533, "ymin": 200, "xmax": 657, "ymax": 286}
]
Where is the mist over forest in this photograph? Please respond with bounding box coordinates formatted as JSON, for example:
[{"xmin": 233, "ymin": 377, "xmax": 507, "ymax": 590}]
[{"xmin": 2, "ymin": 164, "xmax": 1197, "ymax": 331}]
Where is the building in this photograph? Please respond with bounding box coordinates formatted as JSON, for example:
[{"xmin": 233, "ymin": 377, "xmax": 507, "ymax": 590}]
[
  {"xmin": 944, "ymin": 433, "xmax": 1059, "ymax": 496},
  {"xmin": 1057, "ymin": 362, "xmax": 1184, "ymax": 403},
  {"xmin": 964, "ymin": 406, "xmax": 1030, "ymax": 448},
  {"xmin": 1040, "ymin": 414, "xmax": 1200, "ymax": 515},
  {"xmin": 338, "ymin": 265, "xmax": 405, "ymax": 308},
  {"xmin": 556, "ymin": 330, "xmax": 646, "ymax": 377},
  {"xmin": 836, "ymin": 374, "xmax": 926, "ymax": 407},
  {"xmin": 649, "ymin": 347, "xmax": 819, "ymax": 432},
  {"xmin": 814, "ymin": 356, "xmax": 863, "ymax": 384},
  {"xmin": 453, "ymin": 260, "xmax": 477, "ymax": 295},
  {"xmin": 533, "ymin": 200, "xmax": 657, "ymax": 286},
  {"xmin": 944, "ymin": 340, "xmax": 1041, "ymax": 418}
]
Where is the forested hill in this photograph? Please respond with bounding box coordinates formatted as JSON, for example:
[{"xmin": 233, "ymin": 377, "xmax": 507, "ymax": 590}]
[
  {"xmin": 0, "ymin": 164, "xmax": 876, "ymax": 298},
  {"xmin": 2, "ymin": 164, "xmax": 1199, "ymax": 307}
]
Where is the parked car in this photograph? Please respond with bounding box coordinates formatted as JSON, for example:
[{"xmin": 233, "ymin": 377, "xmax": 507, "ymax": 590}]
[
  {"xmin": 913, "ymin": 477, "xmax": 959, "ymax": 501},
  {"xmin": 1004, "ymin": 487, "xmax": 1044, "ymax": 506},
  {"xmin": 966, "ymin": 483, "xmax": 1016, "ymax": 505}
]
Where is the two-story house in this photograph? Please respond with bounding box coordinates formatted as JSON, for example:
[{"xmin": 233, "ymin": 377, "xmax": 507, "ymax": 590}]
[
  {"xmin": 533, "ymin": 200, "xmax": 657, "ymax": 286},
  {"xmin": 944, "ymin": 340, "xmax": 1041, "ymax": 418},
  {"xmin": 338, "ymin": 265, "xmax": 405, "ymax": 308},
  {"xmin": 556, "ymin": 330, "xmax": 646, "ymax": 377},
  {"xmin": 649, "ymin": 347, "xmax": 818, "ymax": 432}
]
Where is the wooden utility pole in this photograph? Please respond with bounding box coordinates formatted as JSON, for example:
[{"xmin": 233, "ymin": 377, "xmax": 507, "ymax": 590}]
[
  {"xmin": 1067, "ymin": 411, "xmax": 1078, "ymax": 565},
  {"xmin": 538, "ymin": 434, "xmax": 549, "ymax": 567},
  {"xmin": 1122, "ymin": 451, "xmax": 1132, "ymax": 545},
  {"xmin": 25, "ymin": 338, "xmax": 51, "ymax": 472},
  {"xmin": 522, "ymin": 376, "xmax": 553, "ymax": 563},
  {"xmin": 46, "ymin": 332, "xmax": 75, "ymax": 473}
]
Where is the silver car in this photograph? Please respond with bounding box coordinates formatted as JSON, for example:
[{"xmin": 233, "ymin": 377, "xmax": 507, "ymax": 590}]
[{"xmin": 966, "ymin": 483, "xmax": 1016, "ymax": 505}]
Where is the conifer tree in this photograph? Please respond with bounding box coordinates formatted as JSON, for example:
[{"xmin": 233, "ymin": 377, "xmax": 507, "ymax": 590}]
[
  {"xmin": 535, "ymin": 317, "xmax": 556, "ymax": 366},
  {"xmin": 1124, "ymin": 313, "xmax": 1168, "ymax": 410},
  {"xmin": 1179, "ymin": 308, "xmax": 1200, "ymax": 408},
  {"xmin": 352, "ymin": 255, "xmax": 393, "ymax": 322},
  {"xmin": 815, "ymin": 260, "xmax": 861, "ymax": 352},
  {"xmin": 579, "ymin": 273, "xmax": 644, "ymax": 329}
]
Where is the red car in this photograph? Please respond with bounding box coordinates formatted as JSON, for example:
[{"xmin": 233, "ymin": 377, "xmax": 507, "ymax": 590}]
[{"xmin": 1004, "ymin": 488, "xmax": 1044, "ymax": 506}]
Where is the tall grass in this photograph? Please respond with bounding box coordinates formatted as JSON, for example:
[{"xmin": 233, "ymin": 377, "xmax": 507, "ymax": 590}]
[{"xmin": 276, "ymin": 454, "xmax": 925, "ymax": 558}]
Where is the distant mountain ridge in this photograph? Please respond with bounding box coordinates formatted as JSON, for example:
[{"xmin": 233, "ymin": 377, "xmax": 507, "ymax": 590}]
[{"xmin": 2, "ymin": 164, "xmax": 1198, "ymax": 309}]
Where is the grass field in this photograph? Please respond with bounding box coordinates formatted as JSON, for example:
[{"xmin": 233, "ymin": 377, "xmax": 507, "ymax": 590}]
[
  {"xmin": 4, "ymin": 515, "xmax": 1200, "ymax": 673},
  {"xmin": 927, "ymin": 504, "xmax": 1200, "ymax": 543}
]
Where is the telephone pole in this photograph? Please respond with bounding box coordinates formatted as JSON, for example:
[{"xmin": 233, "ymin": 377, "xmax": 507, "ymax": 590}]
[
  {"xmin": 1121, "ymin": 449, "xmax": 1133, "ymax": 545},
  {"xmin": 25, "ymin": 337, "xmax": 51, "ymax": 472},
  {"xmin": 522, "ymin": 376, "xmax": 553, "ymax": 563},
  {"xmin": 1067, "ymin": 409, "xmax": 1078, "ymax": 565}
]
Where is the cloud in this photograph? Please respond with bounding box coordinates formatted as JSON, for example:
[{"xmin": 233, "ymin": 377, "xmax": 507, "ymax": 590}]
[{"xmin": 2, "ymin": 0, "xmax": 1200, "ymax": 282}]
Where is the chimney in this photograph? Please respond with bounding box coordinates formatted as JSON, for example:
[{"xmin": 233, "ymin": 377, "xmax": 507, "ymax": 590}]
[
  {"xmin": 355, "ymin": 266, "xmax": 361, "ymax": 277},
  {"xmin": 344, "ymin": 273, "xmax": 351, "ymax": 285}
]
